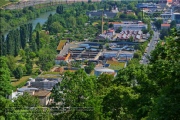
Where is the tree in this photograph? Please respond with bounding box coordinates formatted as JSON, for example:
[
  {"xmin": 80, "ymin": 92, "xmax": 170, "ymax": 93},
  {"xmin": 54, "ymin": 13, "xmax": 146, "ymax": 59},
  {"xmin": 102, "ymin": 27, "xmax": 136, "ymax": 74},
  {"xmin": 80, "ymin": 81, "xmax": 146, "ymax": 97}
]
[
  {"xmin": 28, "ymin": 23, "xmax": 33, "ymax": 43},
  {"xmin": 56, "ymin": 5, "xmax": 64, "ymax": 14},
  {"xmin": 170, "ymin": 20, "xmax": 176, "ymax": 28},
  {"xmin": 129, "ymin": 36, "xmax": 134, "ymax": 42},
  {"xmin": 51, "ymin": 70, "xmax": 97, "ymax": 119},
  {"xmin": 0, "ymin": 35, "xmax": 5, "ymax": 56},
  {"xmin": 115, "ymin": 27, "xmax": 122, "ymax": 33},
  {"xmin": 109, "ymin": 6, "xmax": 112, "ymax": 11},
  {"xmin": 84, "ymin": 62, "xmax": 95, "ymax": 74},
  {"xmin": 20, "ymin": 24, "xmax": 28, "ymax": 49},
  {"xmin": 19, "ymin": 49, "xmax": 26, "ymax": 63},
  {"xmin": 25, "ymin": 59, "xmax": 33, "ymax": 75},
  {"xmin": 13, "ymin": 66, "xmax": 23, "ymax": 79},
  {"xmin": 36, "ymin": 31, "xmax": 40, "ymax": 50},
  {"xmin": 47, "ymin": 14, "xmax": 53, "ymax": 31},
  {"xmin": 88, "ymin": 0, "xmax": 91, "ymax": 3},
  {"xmin": 133, "ymin": 50, "xmax": 142, "ymax": 59},
  {"xmin": 102, "ymin": 86, "xmax": 138, "ymax": 119},
  {"xmin": 49, "ymin": 22, "xmax": 63, "ymax": 34},
  {"xmin": 7, "ymin": 92, "xmax": 53, "ymax": 120},
  {"xmin": 14, "ymin": 29, "xmax": 21, "ymax": 56},
  {"xmin": 6, "ymin": 55, "xmax": 17, "ymax": 76},
  {"xmin": 109, "ymin": 23, "xmax": 113, "ymax": 28},
  {"xmin": 97, "ymin": 73, "xmax": 114, "ymax": 91},
  {"xmin": 37, "ymin": 48, "xmax": 55, "ymax": 71},
  {"xmin": 6, "ymin": 30, "xmax": 15, "ymax": 55},
  {"xmin": 154, "ymin": 19, "xmax": 163, "ymax": 30},
  {"xmin": 34, "ymin": 22, "xmax": 41, "ymax": 32},
  {"xmin": 160, "ymin": 28, "xmax": 169, "ymax": 40},
  {"xmin": 0, "ymin": 57, "xmax": 12, "ymax": 97}
]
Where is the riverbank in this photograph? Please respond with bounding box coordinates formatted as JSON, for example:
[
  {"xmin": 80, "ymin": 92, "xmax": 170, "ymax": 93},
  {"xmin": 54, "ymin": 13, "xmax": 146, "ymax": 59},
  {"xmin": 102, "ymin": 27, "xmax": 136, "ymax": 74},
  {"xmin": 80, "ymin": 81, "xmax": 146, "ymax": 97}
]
[{"xmin": 1, "ymin": 5, "xmax": 57, "ymax": 36}]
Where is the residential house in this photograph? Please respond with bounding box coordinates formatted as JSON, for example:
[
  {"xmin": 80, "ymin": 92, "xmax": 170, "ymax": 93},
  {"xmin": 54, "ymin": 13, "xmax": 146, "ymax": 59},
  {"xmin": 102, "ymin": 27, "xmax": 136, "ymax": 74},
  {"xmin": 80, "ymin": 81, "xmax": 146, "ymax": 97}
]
[{"xmin": 33, "ymin": 90, "xmax": 51, "ymax": 106}]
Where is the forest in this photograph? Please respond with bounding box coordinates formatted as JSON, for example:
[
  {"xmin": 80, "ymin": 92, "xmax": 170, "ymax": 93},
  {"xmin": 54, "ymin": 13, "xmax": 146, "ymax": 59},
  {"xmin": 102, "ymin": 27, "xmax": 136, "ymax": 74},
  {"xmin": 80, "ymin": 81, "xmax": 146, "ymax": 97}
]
[{"xmin": 0, "ymin": 1, "xmax": 180, "ymax": 120}]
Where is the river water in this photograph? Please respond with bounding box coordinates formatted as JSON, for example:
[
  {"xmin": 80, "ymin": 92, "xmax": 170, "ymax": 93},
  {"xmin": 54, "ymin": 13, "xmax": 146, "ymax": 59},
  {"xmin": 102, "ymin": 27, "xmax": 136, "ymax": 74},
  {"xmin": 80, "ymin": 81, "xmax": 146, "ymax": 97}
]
[{"xmin": 4, "ymin": 10, "xmax": 56, "ymax": 38}]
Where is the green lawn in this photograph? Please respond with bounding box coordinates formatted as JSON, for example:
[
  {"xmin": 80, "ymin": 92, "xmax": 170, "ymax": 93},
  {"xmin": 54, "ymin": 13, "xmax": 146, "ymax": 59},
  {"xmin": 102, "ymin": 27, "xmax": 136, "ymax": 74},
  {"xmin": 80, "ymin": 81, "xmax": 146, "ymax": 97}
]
[
  {"xmin": 12, "ymin": 76, "xmax": 30, "ymax": 87},
  {"xmin": 107, "ymin": 60, "xmax": 125, "ymax": 70}
]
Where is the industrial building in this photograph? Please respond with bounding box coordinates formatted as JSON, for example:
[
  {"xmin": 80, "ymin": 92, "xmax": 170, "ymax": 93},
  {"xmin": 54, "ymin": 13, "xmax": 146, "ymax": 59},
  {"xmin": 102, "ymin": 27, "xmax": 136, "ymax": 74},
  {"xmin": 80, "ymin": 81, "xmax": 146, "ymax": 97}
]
[{"xmin": 108, "ymin": 21, "xmax": 147, "ymax": 31}]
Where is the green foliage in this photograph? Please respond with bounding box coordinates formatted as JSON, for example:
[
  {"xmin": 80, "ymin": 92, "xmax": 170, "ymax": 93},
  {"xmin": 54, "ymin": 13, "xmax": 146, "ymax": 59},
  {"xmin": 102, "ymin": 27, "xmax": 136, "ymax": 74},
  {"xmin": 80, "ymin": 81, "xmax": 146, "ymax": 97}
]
[
  {"xmin": 160, "ymin": 28, "xmax": 169, "ymax": 40},
  {"xmin": 97, "ymin": 73, "xmax": 113, "ymax": 91},
  {"xmin": 49, "ymin": 22, "xmax": 63, "ymax": 34},
  {"xmin": 0, "ymin": 57, "xmax": 12, "ymax": 97},
  {"xmin": 25, "ymin": 59, "xmax": 33, "ymax": 75},
  {"xmin": 154, "ymin": 19, "xmax": 163, "ymax": 30},
  {"xmin": 133, "ymin": 50, "xmax": 142, "ymax": 59},
  {"xmin": 51, "ymin": 69, "xmax": 98, "ymax": 119},
  {"xmin": 13, "ymin": 65, "xmax": 23, "ymax": 79},
  {"xmin": 56, "ymin": 5, "xmax": 64, "ymax": 14},
  {"xmin": 6, "ymin": 92, "xmax": 53, "ymax": 120},
  {"xmin": 37, "ymin": 48, "xmax": 55, "ymax": 71},
  {"xmin": 0, "ymin": 6, "xmax": 56, "ymax": 34},
  {"xmin": 115, "ymin": 27, "xmax": 122, "ymax": 33},
  {"xmin": 170, "ymin": 20, "xmax": 176, "ymax": 29},
  {"xmin": 84, "ymin": 63, "xmax": 95, "ymax": 74},
  {"xmin": 102, "ymin": 86, "xmax": 138, "ymax": 119}
]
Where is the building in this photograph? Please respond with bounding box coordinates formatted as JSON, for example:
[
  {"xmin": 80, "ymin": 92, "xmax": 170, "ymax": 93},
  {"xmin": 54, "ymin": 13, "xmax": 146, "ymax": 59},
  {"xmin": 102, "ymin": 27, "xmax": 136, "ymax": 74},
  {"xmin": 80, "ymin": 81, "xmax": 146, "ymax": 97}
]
[
  {"xmin": 116, "ymin": 30, "xmax": 145, "ymax": 41},
  {"xmin": 172, "ymin": 13, "xmax": 180, "ymax": 23},
  {"xmin": 33, "ymin": 90, "xmax": 51, "ymax": 106},
  {"xmin": 86, "ymin": 10, "xmax": 117, "ymax": 18},
  {"xmin": 161, "ymin": 9, "xmax": 180, "ymax": 23},
  {"xmin": 137, "ymin": 3, "xmax": 157, "ymax": 9},
  {"xmin": 109, "ymin": 21, "xmax": 147, "ymax": 31},
  {"xmin": 9, "ymin": 88, "xmax": 51, "ymax": 106},
  {"xmin": 55, "ymin": 53, "xmax": 70, "ymax": 65},
  {"xmin": 176, "ymin": 24, "xmax": 180, "ymax": 29},
  {"xmin": 158, "ymin": 0, "xmax": 168, "ymax": 7},
  {"xmin": 28, "ymin": 78, "xmax": 60, "ymax": 90},
  {"xmin": 161, "ymin": 23, "xmax": 170, "ymax": 29},
  {"xmin": 94, "ymin": 67, "xmax": 116, "ymax": 76}
]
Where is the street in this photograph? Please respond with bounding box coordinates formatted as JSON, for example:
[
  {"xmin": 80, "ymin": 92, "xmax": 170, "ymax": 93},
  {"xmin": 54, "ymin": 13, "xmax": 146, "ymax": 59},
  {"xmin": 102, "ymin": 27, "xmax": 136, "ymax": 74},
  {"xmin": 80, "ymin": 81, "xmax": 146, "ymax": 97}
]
[{"xmin": 141, "ymin": 30, "xmax": 159, "ymax": 64}]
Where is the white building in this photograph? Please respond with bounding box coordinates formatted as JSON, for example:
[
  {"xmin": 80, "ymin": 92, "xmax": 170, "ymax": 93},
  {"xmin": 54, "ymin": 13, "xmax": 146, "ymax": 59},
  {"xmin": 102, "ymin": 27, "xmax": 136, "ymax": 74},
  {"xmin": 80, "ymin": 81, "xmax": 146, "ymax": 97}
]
[
  {"xmin": 110, "ymin": 21, "xmax": 147, "ymax": 31},
  {"xmin": 94, "ymin": 67, "xmax": 115, "ymax": 76}
]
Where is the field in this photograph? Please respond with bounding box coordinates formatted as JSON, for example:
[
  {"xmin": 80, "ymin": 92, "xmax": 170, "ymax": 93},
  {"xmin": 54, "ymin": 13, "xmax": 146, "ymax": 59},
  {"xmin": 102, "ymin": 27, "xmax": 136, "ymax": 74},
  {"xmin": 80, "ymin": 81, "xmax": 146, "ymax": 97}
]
[
  {"xmin": 57, "ymin": 40, "xmax": 67, "ymax": 51},
  {"xmin": 107, "ymin": 60, "xmax": 125, "ymax": 70}
]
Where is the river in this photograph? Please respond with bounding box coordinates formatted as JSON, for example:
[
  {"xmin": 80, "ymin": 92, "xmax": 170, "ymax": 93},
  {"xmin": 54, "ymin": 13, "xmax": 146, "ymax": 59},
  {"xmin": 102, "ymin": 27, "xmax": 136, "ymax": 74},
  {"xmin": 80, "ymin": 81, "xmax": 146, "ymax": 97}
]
[{"xmin": 4, "ymin": 10, "xmax": 56, "ymax": 38}]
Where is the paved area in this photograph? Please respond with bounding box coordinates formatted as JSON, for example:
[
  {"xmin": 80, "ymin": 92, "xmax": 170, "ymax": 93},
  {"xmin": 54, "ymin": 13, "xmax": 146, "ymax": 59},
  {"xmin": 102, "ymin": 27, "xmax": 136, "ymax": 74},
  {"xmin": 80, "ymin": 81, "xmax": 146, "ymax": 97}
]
[{"xmin": 141, "ymin": 30, "xmax": 159, "ymax": 64}]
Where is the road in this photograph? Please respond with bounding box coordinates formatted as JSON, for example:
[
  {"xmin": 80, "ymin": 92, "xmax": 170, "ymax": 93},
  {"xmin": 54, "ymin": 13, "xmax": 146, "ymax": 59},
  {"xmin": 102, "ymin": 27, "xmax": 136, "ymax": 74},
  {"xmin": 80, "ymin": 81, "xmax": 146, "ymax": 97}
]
[
  {"xmin": 4, "ymin": 0, "xmax": 49, "ymax": 10},
  {"xmin": 142, "ymin": 31, "xmax": 159, "ymax": 64}
]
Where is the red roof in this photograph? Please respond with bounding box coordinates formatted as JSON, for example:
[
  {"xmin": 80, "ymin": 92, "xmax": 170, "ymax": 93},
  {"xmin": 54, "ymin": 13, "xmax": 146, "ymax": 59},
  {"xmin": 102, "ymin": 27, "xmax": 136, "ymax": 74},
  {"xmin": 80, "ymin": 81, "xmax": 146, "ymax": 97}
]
[
  {"xmin": 55, "ymin": 56, "xmax": 65, "ymax": 60},
  {"xmin": 161, "ymin": 24, "xmax": 170, "ymax": 27}
]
